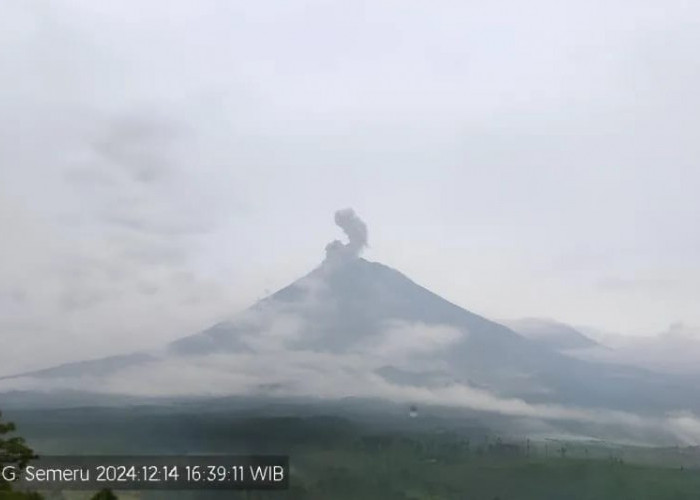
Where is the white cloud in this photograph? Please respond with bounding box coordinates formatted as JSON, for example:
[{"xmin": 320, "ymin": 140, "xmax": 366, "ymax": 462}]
[
  {"xmin": 570, "ymin": 323, "xmax": 700, "ymax": 376},
  {"xmin": 366, "ymin": 321, "xmax": 463, "ymax": 359},
  {"xmin": 7, "ymin": 347, "xmax": 700, "ymax": 444},
  {"xmin": 665, "ymin": 412, "xmax": 700, "ymax": 444}
]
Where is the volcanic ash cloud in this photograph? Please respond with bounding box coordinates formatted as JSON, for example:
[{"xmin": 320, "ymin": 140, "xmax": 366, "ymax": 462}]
[{"xmin": 325, "ymin": 208, "xmax": 368, "ymax": 261}]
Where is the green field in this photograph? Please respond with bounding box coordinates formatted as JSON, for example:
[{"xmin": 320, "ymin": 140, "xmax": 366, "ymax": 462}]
[{"xmin": 4, "ymin": 403, "xmax": 700, "ymax": 500}]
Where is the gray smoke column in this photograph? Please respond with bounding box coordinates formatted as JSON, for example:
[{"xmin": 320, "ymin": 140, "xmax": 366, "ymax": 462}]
[{"xmin": 325, "ymin": 208, "xmax": 368, "ymax": 261}]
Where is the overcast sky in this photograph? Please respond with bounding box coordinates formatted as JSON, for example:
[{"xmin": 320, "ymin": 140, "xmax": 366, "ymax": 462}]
[{"xmin": 1, "ymin": 0, "xmax": 699, "ymax": 374}]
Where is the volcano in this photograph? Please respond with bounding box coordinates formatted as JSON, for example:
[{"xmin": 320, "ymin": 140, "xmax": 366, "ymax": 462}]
[{"xmin": 2, "ymin": 210, "xmax": 698, "ymax": 420}]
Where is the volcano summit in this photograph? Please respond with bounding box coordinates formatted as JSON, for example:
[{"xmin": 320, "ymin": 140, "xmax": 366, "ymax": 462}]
[{"xmin": 2, "ymin": 210, "xmax": 699, "ymax": 443}]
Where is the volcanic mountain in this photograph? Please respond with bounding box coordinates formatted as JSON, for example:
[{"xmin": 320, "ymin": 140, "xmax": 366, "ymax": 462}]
[
  {"xmin": 2, "ymin": 210, "xmax": 698, "ymax": 420},
  {"xmin": 503, "ymin": 318, "xmax": 599, "ymax": 352}
]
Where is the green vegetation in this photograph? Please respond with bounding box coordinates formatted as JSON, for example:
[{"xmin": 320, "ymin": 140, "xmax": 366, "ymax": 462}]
[
  {"xmin": 0, "ymin": 411, "xmax": 42, "ymax": 499},
  {"xmin": 6, "ymin": 405, "xmax": 700, "ymax": 499},
  {"xmin": 283, "ymin": 437, "xmax": 700, "ymax": 500}
]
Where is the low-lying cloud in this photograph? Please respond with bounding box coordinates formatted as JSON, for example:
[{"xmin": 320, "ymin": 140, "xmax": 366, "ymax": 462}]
[
  {"xmin": 4, "ymin": 307, "xmax": 700, "ymax": 446},
  {"xmin": 5, "ymin": 347, "xmax": 700, "ymax": 445}
]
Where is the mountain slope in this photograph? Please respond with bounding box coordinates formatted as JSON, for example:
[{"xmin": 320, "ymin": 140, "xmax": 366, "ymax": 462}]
[
  {"xmin": 3, "ymin": 256, "xmax": 696, "ymax": 417},
  {"xmin": 503, "ymin": 318, "xmax": 599, "ymax": 351}
]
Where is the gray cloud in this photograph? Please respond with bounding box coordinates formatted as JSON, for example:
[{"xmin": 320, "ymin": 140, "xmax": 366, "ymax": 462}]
[
  {"xmin": 0, "ymin": 116, "xmax": 240, "ymax": 375},
  {"xmin": 325, "ymin": 208, "xmax": 368, "ymax": 261},
  {"xmin": 90, "ymin": 113, "xmax": 182, "ymax": 185},
  {"xmin": 335, "ymin": 208, "xmax": 368, "ymax": 254}
]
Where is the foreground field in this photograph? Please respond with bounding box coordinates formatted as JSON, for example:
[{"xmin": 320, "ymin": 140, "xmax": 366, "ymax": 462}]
[{"xmin": 5, "ymin": 402, "xmax": 700, "ymax": 500}]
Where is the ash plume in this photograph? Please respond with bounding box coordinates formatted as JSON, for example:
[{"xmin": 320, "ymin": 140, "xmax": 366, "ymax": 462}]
[{"xmin": 325, "ymin": 208, "xmax": 368, "ymax": 261}]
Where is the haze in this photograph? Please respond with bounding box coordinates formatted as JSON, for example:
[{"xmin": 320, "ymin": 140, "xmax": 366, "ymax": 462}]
[{"xmin": 1, "ymin": 0, "xmax": 699, "ymax": 375}]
